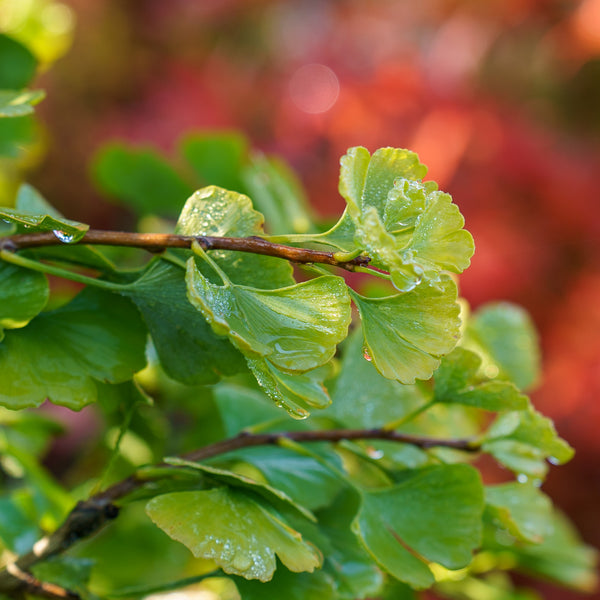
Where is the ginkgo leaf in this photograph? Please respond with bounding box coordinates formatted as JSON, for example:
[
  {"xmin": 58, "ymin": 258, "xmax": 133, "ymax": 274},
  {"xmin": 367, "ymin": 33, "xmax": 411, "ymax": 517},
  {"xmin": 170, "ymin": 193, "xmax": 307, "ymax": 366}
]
[
  {"xmin": 0, "ymin": 262, "xmax": 48, "ymax": 341},
  {"xmin": 0, "ymin": 90, "xmax": 45, "ymax": 118},
  {"xmin": 353, "ymin": 464, "xmax": 483, "ymax": 589},
  {"xmin": 433, "ymin": 347, "xmax": 528, "ymax": 412},
  {"xmin": 186, "ymin": 259, "xmax": 351, "ymax": 373},
  {"xmin": 247, "ymin": 357, "xmax": 332, "ymax": 418},
  {"xmin": 352, "ymin": 275, "xmax": 460, "ymax": 384},
  {"xmin": 146, "ymin": 488, "xmax": 321, "ymax": 582},
  {"xmin": 482, "ymin": 408, "xmax": 574, "ymax": 478},
  {"xmin": 176, "ymin": 185, "xmax": 294, "ymax": 289},
  {"xmin": 0, "ymin": 288, "xmax": 147, "ymax": 410}
]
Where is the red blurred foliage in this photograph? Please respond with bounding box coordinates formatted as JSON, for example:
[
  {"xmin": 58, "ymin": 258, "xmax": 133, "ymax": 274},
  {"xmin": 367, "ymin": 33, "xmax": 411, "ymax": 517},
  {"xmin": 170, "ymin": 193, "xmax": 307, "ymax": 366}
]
[{"xmin": 33, "ymin": 1, "xmax": 600, "ymax": 596}]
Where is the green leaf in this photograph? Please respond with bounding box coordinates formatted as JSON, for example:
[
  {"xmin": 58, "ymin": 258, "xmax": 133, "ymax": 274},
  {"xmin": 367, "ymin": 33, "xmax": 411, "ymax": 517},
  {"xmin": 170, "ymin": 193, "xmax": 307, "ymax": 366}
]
[
  {"xmin": 482, "ymin": 408, "xmax": 574, "ymax": 478},
  {"xmin": 328, "ymin": 328, "xmax": 426, "ymax": 428},
  {"xmin": 0, "ymin": 494, "xmax": 40, "ymax": 554},
  {"xmin": 353, "ymin": 464, "xmax": 484, "ymax": 589},
  {"xmin": 485, "ymin": 483, "xmax": 553, "ymax": 543},
  {"xmin": 92, "ymin": 144, "xmax": 193, "ymax": 217},
  {"xmin": 0, "ymin": 261, "xmax": 48, "ymax": 340},
  {"xmin": 247, "ymin": 357, "xmax": 332, "ymax": 418},
  {"xmin": 0, "ymin": 89, "xmax": 45, "ymax": 118},
  {"xmin": 146, "ymin": 487, "xmax": 321, "ymax": 581},
  {"xmin": 465, "ymin": 303, "xmax": 541, "ymax": 390},
  {"xmin": 31, "ymin": 557, "xmax": 94, "ymax": 594},
  {"xmin": 163, "ymin": 458, "xmax": 316, "ymax": 521},
  {"xmin": 317, "ymin": 488, "xmax": 384, "ymax": 599},
  {"xmin": 242, "ymin": 153, "xmax": 316, "ymax": 235},
  {"xmin": 434, "ymin": 348, "xmax": 528, "ymax": 412},
  {"xmin": 187, "ymin": 259, "xmax": 351, "ymax": 372},
  {"xmin": 234, "ymin": 566, "xmax": 337, "ymax": 600},
  {"xmin": 0, "ymin": 204, "xmax": 88, "ymax": 242},
  {"xmin": 0, "ymin": 288, "xmax": 147, "ymax": 410},
  {"xmin": 0, "ymin": 35, "xmax": 37, "ymax": 89},
  {"xmin": 353, "ymin": 275, "xmax": 460, "ymax": 384},
  {"xmin": 180, "ymin": 131, "xmax": 248, "ymax": 192},
  {"xmin": 176, "ymin": 185, "xmax": 294, "ymax": 288},
  {"xmin": 120, "ymin": 260, "xmax": 246, "ymax": 385},
  {"xmin": 512, "ymin": 510, "xmax": 598, "ymax": 591}
]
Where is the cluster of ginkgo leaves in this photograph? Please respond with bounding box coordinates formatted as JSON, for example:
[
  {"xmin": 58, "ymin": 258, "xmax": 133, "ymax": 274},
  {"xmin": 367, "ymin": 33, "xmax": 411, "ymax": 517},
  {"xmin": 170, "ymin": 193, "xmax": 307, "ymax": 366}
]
[{"xmin": 0, "ymin": 27, "xmax": 597, "ymax": 600}]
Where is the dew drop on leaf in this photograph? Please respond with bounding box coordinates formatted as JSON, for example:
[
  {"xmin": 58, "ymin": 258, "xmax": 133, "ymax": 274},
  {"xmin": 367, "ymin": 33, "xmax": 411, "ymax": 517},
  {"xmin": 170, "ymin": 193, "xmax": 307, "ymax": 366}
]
[
  {"xmin": 363, "ymin": 347, "xmax": 372, "ymax": 362},
  {"xmin": 52, "ymin": 230, "xmax": 75, "ymax": 243},
  {"xmin": 517, "ymin": 473, "xmax": 528, "ymax": 483}
]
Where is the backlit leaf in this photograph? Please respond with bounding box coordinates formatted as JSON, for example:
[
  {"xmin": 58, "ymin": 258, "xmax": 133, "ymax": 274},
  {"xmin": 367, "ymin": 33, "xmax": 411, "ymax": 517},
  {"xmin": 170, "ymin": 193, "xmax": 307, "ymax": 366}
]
[
  {"xmin": 146, "ymin": 487, "xmax": 321, "ymax": 581},
  {"xmin": 187, "ymin": 259, "xmax": 351, "ymax": 373},
  {"xmin": 353, "ymin": 275, "xmax": 460, "ymax": 384},
  {"xmin": 0, "ymin": 89, "xmax": 45, "ymax": 118},
  {"xmin": 0, "ymin": 205, "xmax": 88, "ymax": 242}
]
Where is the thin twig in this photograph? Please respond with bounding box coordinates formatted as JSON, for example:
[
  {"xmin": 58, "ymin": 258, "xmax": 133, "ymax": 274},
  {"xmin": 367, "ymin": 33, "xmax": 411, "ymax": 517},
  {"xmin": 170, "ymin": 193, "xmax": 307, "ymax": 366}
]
[
  {"xmin": 1, "ymin": 231, "xmax": 370, "ymax": 271},
  {"xmin": 0, "ymin": 427, "xmax": 478, "ymax": 598}
]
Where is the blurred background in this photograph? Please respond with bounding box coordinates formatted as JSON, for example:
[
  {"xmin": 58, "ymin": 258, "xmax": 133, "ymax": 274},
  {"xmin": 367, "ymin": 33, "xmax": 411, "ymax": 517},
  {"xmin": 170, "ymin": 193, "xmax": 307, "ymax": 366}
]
[{"xmin": 2, "ymin": 0, "xmax": 599, "ymax": 597}]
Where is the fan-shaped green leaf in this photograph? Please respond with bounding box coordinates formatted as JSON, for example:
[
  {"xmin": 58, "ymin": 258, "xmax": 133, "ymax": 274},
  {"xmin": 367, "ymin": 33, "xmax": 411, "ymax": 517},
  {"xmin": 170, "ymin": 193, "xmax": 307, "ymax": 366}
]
[
  {"xmin": 0, "ymin": 289, "xmax": 147, "ymax": 410},
  {"xmin": 465, "ymin": 303, "xmax": 541, "ymax": 391},
  {"xmin": 176, "ymin": 185, "xmax": 294, "ymax": 288},
  {"xmin": 0, "ymin": 262, "xmax": 48, "ymax": 340},
  {"xmin": 434, "ymin": 347, "xmax": 528, "ymax": 411},
  {"xmin": 352, "ymin": 275, "xmax": 460, "ymax": 384},
  {"xmin": 482, "ymin": 408, "xmax": 573, "ymax": 478},
  {"xmin": 146, "ymin": 488, "xmax": 321, "ymax": 581},
  {"xmin": 187, "ymin": 259, "xmax": 351, "ymax": 372},
  {"xmin": 92, "ymin": 144, "xmax": 193, "ymax": 217},
  {"xmin": 353, "ymin": 464, "xmax": 484, "ymax": 589}
]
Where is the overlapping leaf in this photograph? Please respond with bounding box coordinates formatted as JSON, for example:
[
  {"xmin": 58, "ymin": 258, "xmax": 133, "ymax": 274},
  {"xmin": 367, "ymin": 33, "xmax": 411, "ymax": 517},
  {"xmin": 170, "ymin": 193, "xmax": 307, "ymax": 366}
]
[
  {"xmin": 353, "ymin": 464, "xmax": 484, "ymax": 589},
  {"xmin": 0, "ymin": 90, "xmax": 45, "ymax": 118},
  {"xmin": 119, "ymin": 260, "xmax": 246, "ymax": 385},
  {"xmin": 176, "ymin": 185, "xmax": 294, "ymax": 288},
  {"xmin": 482, "ymin": 408, "xmax": 574, "ymax": 479},
  {"xmin": 146, "ymin": 487, "xmax": 321, "ymax": 581},
  {"xmin": 0, "ymin": 288, "xmax": 147, "ymax": 410},
  {"xmin": 187, "ymin": 259, "xmax": 351, "ymax": 372},
  {"xmin": 352, "ymin": 274, "xmax": 461, "ymax": 384},
  {"xmin": 433, "ymin": 347, "xmax": 528, "ymax": 411}
]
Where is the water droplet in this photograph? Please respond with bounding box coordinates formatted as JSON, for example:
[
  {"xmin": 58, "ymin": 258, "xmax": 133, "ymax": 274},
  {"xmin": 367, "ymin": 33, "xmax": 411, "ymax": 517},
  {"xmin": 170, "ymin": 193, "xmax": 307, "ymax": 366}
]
[
  {"xmin": 232, "ymin": 553, "xmax": 253, "ymax": 571},
  {"xmin": 366, "ymin": 447, "xmax": 384, "ymax": 459},
  {"xmin": 517, "ymin": 473, "xmax": 528, "ymax": 483},
  {"xmin": 363, "ymin": 347, "xmax": 372, "ymax": 362},
  {"xmin": 548, "ymin": 456, "xmax": 560, "ymax": 465},
  {"xmin": 53, "ymin": 229, "xmax": 75, "ymax": 243}
]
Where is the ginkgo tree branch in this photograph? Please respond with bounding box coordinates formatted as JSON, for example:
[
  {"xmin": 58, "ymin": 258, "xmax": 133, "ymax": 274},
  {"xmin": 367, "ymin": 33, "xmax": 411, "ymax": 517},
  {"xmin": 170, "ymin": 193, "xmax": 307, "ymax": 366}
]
[
  {"xmin": 0, "ymin": 427, "xmax": 479, "ymax": 599},
  {"xmin": 0, "ymin": 230, "xmax": 370, "ymax": 271}
]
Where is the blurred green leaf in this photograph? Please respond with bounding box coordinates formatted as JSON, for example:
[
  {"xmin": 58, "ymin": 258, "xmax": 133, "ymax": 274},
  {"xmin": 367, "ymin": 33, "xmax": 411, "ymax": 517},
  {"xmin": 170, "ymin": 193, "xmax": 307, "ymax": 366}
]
[
  {"xmin": 31, "ymin": 557, "xmax": 94, "ymax": 594},
  {"xmin": 92, "ymin": 144, "xmax": 193, "ymax": 217},
  {"xmin": 465, "ymin": 303, "xmax": 541, "ymax": 391},
  {"xmin": 180, "ymin": 131, "xmax": 247, "ymax": 192},
  {"xmin": 482, "ymin": 408, "xmax": 573, "ymax": 479},
  {"xmin": 434, "ymin": 347, "xmax": 528, "ymax": 411},
  {"xmin": 352, "ymin": 275, "xmax": 460, "ymax": 384},
  {"xmin": 353, "ymin": 464, "xmax": 484, "ymax": 589},
  {"xmin": 0, "ymin": 288, "xmax": 147, "ymax": 409},
  {"xmin": 0, "ymin": 261, "xmax": 48, "ymax": 340},
  {"xmin": 146, "ymin": 487, "xmax": 321, "ymax": 581},
  {"xmin": 485, "ymin": 482, "xmax": 553, "ymax": 543},
  {"xmin": 0, "ymin": 89, "xmax": 45, "ymax": 118},
  {"xmin": 0, "ymin": 34, "xmax": 37, "ymax": 89},
  {"xmin": 0, "ymin": 494, "xmax": 40, "ymax": 554}
]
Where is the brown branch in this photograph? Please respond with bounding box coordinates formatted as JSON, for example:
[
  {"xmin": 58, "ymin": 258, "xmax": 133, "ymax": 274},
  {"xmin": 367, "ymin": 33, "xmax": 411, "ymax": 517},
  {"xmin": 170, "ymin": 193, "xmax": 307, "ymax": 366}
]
[
  {"xmin": 0, "ymin": 428, "xmax": 478, "ymax": 597},
  {"xmin": 1, "ymin": 231, "xmax": 370, "ymax": 271}
]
